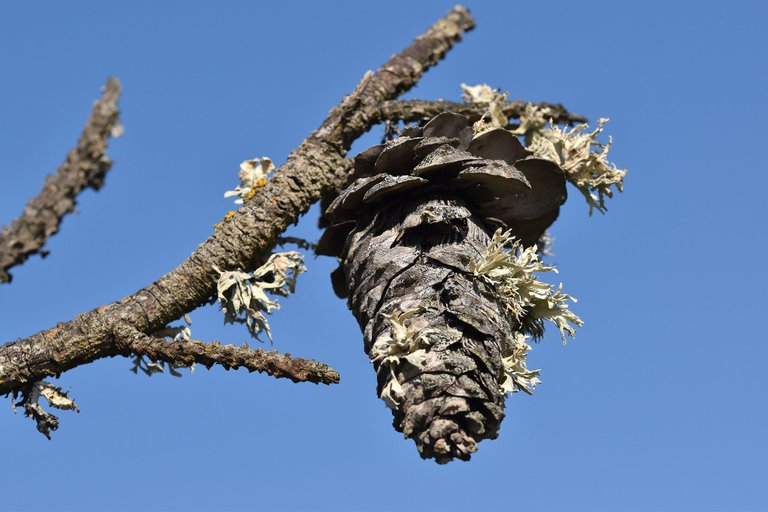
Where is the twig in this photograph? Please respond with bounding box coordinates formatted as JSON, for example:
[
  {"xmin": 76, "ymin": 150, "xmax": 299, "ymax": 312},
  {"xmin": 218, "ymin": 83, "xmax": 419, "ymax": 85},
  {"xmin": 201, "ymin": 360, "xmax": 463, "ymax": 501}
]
[
  {"xmin": 0, "ymin": 78, "xmax": 122, "ymax": 283},
  {"xmin": 120, "ymin": 332, "xmax": 340, "ymax": 385},
  {"xmin": 378, "ymin": 99, "xmax": 587, "ymax": 126}
]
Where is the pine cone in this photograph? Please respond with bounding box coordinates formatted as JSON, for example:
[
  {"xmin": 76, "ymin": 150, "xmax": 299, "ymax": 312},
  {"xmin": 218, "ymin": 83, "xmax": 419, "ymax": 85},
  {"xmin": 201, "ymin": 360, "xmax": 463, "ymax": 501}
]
[{"xmin": 318, "ymin": 113, "xmax": 567, "ymax": 463}]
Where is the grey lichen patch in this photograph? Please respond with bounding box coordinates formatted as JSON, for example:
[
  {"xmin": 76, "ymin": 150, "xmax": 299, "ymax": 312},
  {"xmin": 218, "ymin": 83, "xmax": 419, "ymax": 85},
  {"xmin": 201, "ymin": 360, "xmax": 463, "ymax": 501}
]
[
  {"xmin": 214, "ymin": 251, "xmax": 306, "ymax": 342},
  {"xmin": 461, "ymin": 84, "xmax": 509, "ymax": 135},
  {"xmin": 472, "ymin": 228, "xmax": 583, "ymax": 342},
  {"xmin": 129, "ymin": 357, "xmax": 167, "ymax": 377},
  {"xmin": 13, "ymin": 381, "xmax": 79, "ymax": 439},
  {"xmin": 500, "ymin": 332, "xmax": 541, "ymax": 395},
  {"xmin": 515, "ymin": 104, "xmax": 627, "ymax": 214},
  {"xmin": 460, "ymin": 83, "xmax": 509, "ymax": 134},
  {"xmin": 371, "ymin": 307, "xmax": 439, "ymax": 409},
  {"xmin": 131, "ymin": 315, "xmax": 195, "ymax": 377},
  {"xmin": 511, "ymin": 102, "xmax": 553, "ymax": 145}
]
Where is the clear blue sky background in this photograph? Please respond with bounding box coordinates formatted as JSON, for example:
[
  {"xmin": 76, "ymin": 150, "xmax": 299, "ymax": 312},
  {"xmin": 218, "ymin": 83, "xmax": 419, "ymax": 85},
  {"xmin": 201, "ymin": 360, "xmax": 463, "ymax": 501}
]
[{"xmin": 1, "ymin": 1, "xmax": 766, "ymax": 511}]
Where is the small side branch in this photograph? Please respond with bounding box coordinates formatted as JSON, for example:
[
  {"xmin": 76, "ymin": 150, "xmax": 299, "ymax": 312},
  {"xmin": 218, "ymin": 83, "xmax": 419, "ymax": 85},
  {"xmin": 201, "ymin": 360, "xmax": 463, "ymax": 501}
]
[
  {"xmin": 0, "ymin": 77, "xmax": 122, "ymax": 283},
  {"xmin": 120, "ymin": 334, "xmax": 340, "ymax": 385},
  {"xmin": 378, "ymin": 99, "xmax": 587, "ymax": 126}
]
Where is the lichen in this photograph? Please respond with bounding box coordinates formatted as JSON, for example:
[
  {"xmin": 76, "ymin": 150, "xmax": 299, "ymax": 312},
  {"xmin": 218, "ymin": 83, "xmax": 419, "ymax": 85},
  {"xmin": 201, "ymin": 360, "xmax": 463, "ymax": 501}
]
[
  {"xmin": 224, "ymin": 157, "xmax": 274, "ymax": 204},
  {"xmin": 460, "ymin": 83, "xmax": 509, "ymax": 134},
  {"xmin": 500, "ymin": 332, "xmax": 541, "ymax": 395},
  {"xmin": 371, "ymin": 308, "xmax": 439, "ymax": 409},
  {"xmin": 213, "ymin": 211, "xmax": 236, "ymax": 230},
  {"xmin": 132, "ymin": 314, "xmax": 195, "ymax": 377},
  {"xmin": 528, "ymin": 117, "xmax": 626, "ymax": 214},
  {"xmin": 214, "ymin": 251, "xmax": 305, "ymax": 342},
  {"xmin": 13, "ymin": 381, "xmax": 79, "ymax": 439},
  {"xmin": 510, "ymin": 102, "xmax": 553, "ymax": 146},
  {"xmin": 471, "ymin": 229, "xmax": 583, "ymax": 342}
]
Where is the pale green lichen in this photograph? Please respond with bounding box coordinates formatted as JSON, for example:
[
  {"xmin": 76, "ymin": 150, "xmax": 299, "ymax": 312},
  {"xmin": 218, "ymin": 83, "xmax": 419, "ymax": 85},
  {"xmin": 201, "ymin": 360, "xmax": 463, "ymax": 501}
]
[
  {"xmin": 527, "ymin": 116, "xmax": 626, "ymax": 214},
  {"xmin": 472, "ymin": 229, "xmax": 583, "ymax": 342},
  {"xmin": 224, "ymin": 157, "xmax": 274, "ymax": 204},
  {"xmin": 132, "ymin": 314, "xmax": 195, "ymax": 377},
  {"xmin": 500, "ymin": 332, "xmax": 541, "ymax": 395},
  {"xmin": 214, "ymin": 251, "xmax": 305, "ymax": 342},
  {"xmin": 12, "ymin": 381, "xmax": 79, "ymax": 439},
  {"xmin": 371, "ymin": 308, "xmax": 438, "ymax": 409},
  {"xmin": 129, "ymin": 357, "xmax": 167, "ymax": 377},
  {"xmin": 461, "ymin": 83, "xmax": 509, "ymax": 135},
  {"xmin": 510, "ymin": 102, "xmax": 553, "ymax": 146}
]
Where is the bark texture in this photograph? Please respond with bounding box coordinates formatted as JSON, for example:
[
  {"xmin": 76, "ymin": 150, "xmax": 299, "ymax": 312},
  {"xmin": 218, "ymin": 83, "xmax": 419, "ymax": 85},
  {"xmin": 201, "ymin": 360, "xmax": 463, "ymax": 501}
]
[
  {"xmin": 0, "ymin": 78, "xmax": 121, "ymax": 283},
  {"xmin": 319, "ymin": 113, "xmax": 568, "ymax": 462},
  {"xmin": 121, "ymin": 332, "xmax": 339, "ymax": 384}
]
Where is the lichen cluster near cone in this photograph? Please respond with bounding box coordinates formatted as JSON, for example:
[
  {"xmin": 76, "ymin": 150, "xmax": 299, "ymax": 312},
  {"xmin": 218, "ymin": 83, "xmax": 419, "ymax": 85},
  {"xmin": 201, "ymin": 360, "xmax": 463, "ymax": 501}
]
[{"xmin": 317, "ymin": 111, "xmax": 621, "ymax": 463}]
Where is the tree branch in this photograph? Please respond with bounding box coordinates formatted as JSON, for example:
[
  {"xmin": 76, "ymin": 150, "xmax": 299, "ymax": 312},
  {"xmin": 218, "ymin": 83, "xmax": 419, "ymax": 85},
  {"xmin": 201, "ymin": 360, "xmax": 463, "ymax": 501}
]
[
  {"xmin": 0, "ymin": 78, "xmax": 122, "ymax": 284},
  {"xmin": 0, "ymin": 6, "xmax": 475, "ymax": 398},
  {"xmin": 119, "ymin": 332, "xmax": 340, "ymax": 385},
  {"xmin": 378, "ymin": 99, "xmax": 587, "ymax": 126}
]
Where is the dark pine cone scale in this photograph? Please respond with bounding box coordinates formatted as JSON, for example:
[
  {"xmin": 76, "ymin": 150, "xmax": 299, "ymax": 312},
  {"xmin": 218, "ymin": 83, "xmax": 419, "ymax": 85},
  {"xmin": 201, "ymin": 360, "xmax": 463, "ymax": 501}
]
[{"xmin": 317, "ymin": 113, "xmax": 568, "ymax": 463}]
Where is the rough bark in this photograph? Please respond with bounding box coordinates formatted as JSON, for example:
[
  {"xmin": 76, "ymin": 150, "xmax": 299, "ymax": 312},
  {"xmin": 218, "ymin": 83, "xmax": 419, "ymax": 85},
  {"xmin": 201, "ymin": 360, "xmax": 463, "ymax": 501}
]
[
  {"xmin": 120, "ymin": 332, "xmax": 339, "ymax": 384},
  {"xmin": 0, "ymin": 78, "xmax": 122, "ymax": 283},
  {"xmin": 0, "ymin": 6, "xmax": 476, "ymax": 398}
]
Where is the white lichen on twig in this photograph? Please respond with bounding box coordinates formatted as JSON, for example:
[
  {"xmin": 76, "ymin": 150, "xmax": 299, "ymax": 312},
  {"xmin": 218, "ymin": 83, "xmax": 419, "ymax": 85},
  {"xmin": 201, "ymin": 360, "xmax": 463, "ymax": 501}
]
[
  {"xmin": 131, "ymin": 314, "xmax": 195, "ymax": 377},
  {"xmin": 500, "ymin": 332, "xmax": 541, "ymax": 395},
  {"xmin": 461, "ymin": 83, "xmax": 509, "ymax": 134},
  {"xmin": 511, "ymin": 102, "xmax": 552, "ymax": 145},
  {"xmin": 224, "ymin": 157, "xmax": 275, "ymax": 204},
  {"xmin": 371, "ymin": 307, "xmax": 438, "ymax": 409},
  {"xmin": 472, "ymin": 229, "xmax": 583, "ymax": 342},
  {"xmin": 214, "ymin": 251, "xmax": 306, "ymax": 342}
]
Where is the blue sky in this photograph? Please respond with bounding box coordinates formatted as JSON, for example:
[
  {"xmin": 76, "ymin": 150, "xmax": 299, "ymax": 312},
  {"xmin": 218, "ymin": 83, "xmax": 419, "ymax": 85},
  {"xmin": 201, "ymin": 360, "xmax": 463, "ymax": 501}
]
[{"xmin": 0, "ymin": 1, "xmax": 766, "ymax": 511}]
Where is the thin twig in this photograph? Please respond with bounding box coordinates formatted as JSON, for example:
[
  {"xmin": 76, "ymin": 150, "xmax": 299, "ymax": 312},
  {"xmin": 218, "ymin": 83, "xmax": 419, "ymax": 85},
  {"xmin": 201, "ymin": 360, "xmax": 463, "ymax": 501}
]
[
  {"xmin": 378, "ymin": 99, "xmax": 587, "ymax": 126},
  {"xmin": 121, "ymin": 333, "xmax": 340, "ymax": 385}
]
